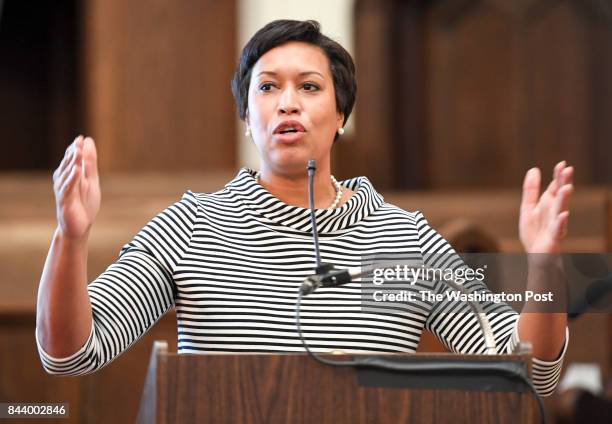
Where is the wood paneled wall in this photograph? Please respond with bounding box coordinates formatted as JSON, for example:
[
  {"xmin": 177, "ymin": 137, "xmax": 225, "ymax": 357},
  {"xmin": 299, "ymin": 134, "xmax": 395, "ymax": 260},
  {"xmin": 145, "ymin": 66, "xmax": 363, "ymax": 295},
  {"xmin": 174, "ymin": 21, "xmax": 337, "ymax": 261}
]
[
  {"xmin": 345, "ymin": 0, "xmax": 612, "ymax": 189},
  {"xmin": 82, "ymin": 0, "xmax": 237, "ymax": 173}
]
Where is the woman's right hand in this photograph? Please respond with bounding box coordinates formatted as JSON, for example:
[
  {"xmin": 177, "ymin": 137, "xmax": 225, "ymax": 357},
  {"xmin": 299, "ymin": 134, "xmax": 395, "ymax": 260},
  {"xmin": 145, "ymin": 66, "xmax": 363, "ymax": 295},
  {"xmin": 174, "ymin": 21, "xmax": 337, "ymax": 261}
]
[{"xmin": 53, "ymin": 135, "xmax": 101, "ymax": 241}]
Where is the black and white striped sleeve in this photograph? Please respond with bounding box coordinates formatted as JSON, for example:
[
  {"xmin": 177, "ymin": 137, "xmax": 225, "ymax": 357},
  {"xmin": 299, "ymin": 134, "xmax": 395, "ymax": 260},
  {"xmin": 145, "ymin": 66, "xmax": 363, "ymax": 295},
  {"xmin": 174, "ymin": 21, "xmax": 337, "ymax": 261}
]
[
  {"xmin": 36, "ymin": 191, "xmax": 198, "ymax": 376},
  {"xmin": 415, "ymin": 211, "xmax": 568, "ymax": 397}
]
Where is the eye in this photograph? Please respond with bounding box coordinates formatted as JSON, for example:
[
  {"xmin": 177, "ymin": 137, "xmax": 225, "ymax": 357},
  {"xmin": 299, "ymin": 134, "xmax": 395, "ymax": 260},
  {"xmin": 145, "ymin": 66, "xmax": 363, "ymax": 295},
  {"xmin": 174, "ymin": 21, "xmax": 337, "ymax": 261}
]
[
  {"xmin": 259, "ymin": 82, "xmax": 275, "ymax": 92},
  {"xmin": 302, "ymin": 82, "xmax": 320, "ymax": 91}
]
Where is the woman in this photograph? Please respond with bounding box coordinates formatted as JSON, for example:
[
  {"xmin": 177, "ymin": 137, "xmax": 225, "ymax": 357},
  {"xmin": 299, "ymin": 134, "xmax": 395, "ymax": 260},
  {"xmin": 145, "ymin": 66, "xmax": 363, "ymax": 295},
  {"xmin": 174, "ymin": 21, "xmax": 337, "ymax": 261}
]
[{"xmin": 36, "ymin": 20, "xmax": 572, "ymax": 397}]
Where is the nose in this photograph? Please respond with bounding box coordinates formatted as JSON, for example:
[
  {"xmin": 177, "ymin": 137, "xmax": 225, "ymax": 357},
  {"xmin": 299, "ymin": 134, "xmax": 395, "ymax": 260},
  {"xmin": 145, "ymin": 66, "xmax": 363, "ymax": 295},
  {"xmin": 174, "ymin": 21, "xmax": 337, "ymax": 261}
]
[{"xmin": 277, "ymin": 87, "xmax": 300, "ymax": 115}]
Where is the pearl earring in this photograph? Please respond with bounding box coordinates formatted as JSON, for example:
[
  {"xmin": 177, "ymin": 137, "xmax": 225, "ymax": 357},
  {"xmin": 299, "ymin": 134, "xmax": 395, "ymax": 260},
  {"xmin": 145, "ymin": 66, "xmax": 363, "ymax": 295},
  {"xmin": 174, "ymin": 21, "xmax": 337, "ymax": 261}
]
[
  {"xmin": 245, "ymin": 126, "xmax": 251, "ymax": 137},
  {"xmin": 337, "ymin": 127, "xmax": 345, "ymax": 136}
]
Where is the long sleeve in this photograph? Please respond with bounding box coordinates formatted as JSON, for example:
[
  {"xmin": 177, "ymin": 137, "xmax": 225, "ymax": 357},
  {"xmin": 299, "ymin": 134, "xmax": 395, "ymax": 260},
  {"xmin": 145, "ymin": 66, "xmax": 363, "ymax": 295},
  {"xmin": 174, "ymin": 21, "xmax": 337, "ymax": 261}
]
[
  {"xmin": 36, "ymin": 190, "xmax": 198, "ymax": 376},
  {"xmin": 415, "ymin": 211, "xmax": 568, "ymax": 397}
]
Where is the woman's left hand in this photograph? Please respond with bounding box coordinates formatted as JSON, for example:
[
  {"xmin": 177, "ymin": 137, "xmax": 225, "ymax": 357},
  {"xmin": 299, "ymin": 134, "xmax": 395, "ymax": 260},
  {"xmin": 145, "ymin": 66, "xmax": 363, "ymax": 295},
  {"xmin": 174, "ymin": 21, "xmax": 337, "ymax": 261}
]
[{"xmin": 519, "ymin": 161, "xmax": 574, "ymax": 254}]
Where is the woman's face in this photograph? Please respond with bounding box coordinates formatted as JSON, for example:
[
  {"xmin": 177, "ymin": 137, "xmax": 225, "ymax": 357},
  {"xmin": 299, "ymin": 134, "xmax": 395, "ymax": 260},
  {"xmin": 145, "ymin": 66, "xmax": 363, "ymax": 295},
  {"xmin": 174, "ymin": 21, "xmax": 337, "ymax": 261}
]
[{"xmin": 246, "ymin": 41, "xmax": 343, "ymax": 176}]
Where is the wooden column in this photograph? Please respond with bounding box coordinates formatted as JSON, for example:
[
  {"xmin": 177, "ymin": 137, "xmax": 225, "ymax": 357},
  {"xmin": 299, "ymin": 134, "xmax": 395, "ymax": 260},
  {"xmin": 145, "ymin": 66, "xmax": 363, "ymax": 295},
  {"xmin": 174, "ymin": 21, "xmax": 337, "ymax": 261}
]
[
  {"xmin": 82, "ymin": 0, "xmax": 237, "ymax": 173},
  {"xmin": 334, "ymin": 0, "xmax": 396, "ymax": 188},
  {"xmin": 351, "ymin": 0, "xmax": 612, "ymax": 189}
]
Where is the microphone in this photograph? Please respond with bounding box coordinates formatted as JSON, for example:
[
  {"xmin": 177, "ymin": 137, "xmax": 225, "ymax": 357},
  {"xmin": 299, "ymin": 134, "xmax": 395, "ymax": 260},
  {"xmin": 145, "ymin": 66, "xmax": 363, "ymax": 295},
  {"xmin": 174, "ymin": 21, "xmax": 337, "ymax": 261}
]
[
  {"xmin": 303, "ymin": 159, "xmax": 361, "ymax": 295},
  {"xmin": 300, "ymin": 266, "xmax": 372, "ymax": 295},
  {"xmin": 307, "ymin": 160, "xmax": 323, "ymax": 269}
]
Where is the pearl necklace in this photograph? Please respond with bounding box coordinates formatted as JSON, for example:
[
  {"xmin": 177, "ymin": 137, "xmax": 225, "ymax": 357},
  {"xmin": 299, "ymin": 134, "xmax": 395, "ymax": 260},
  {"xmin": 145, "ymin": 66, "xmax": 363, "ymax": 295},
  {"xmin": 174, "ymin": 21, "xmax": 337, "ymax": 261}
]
[{"xmin": 255, "ymin": 172, "xmax": 343, "ymax": 209}]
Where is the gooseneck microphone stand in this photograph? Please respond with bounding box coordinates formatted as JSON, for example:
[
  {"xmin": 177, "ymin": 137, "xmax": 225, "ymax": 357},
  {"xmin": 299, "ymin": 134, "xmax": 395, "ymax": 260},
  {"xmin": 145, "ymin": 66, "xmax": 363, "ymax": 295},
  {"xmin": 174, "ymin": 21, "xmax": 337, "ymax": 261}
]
[{"xmin": 295, "ymin": 159, "xmax": 547, "ymax": 424}]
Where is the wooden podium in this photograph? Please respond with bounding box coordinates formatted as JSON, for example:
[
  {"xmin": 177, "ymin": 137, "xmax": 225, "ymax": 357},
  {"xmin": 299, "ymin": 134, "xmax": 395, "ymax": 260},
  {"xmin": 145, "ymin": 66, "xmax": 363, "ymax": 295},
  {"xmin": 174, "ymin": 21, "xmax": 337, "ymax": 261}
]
[{"xmin": 136, "ymin": 341, "xmax": 538, "ymax": 424}]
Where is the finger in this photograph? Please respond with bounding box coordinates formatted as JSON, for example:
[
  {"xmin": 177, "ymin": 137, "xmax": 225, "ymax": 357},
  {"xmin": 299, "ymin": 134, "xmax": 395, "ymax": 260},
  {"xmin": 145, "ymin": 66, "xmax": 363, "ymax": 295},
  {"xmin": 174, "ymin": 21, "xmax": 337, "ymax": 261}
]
[
  {"xmin": 554, "ymin": 211, "xmax": 570, "ymax": 239},
  {"xmin": 521, "ymin": 167, "xmax": 541, "ymax": 212},
  {"xmin": 546, "ymin": 161, "xmax": 566, "ymax": 197},
  {"xmin": 53, "ymin": 135, "xmax": 82, "ymax": 181},
  {"xmin": 58, "ymin": 161, "xmax": 82, "ymax": 202},
  {"xmin": 560, "ymin": 166, "xmax": 573, "ymax": 186},
  {"xmin": 56, "ymin": 143, "xmax": 83, "ymax": 192},
  {"xmin": 552, "ymin": 183, "xmax": 573, "ymax": 217},
  {"xmin": 53, "ymin": 148, "xmax": 75, "ymax": 186},
  {"xmin": 56, "ymin": 140, "xmax": 82, "ymax": 186},
  {"xmin": 82, "ymin": 137, "xmax": 99, "ymax": 179},
  {"xmin": 553, "ymin": 160, "xmax": 565, "ymax": 181},
  {"xmin": 64, "ymin": 135, "xmax": 83, "ymax": 163},
  {"xmin": 54, "ymin": 148, "xmax": 78, "ymax": 193}
]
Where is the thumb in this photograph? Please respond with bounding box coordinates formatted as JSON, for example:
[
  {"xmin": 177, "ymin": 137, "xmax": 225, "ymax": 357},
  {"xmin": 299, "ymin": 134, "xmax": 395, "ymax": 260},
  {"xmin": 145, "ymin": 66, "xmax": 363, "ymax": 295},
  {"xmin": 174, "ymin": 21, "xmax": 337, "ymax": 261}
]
[
  {"xmin": 520, "ymin": 167, "xmax": 540, "ymax": 213},
  {"xmin": 82, "ymin": 137, "xmax": 99, "ymax": 179}
]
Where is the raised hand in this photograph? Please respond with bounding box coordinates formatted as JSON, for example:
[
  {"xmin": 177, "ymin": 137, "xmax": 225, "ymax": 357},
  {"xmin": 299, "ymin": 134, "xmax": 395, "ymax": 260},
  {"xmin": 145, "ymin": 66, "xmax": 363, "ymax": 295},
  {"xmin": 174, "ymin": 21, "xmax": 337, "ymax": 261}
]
[
  {"xmin": 519, "ymin": 161, "xmax": 574, "ymax": 254},
  {"xmin": 52, "ymin": 135, "xmax": 101, "ymax": 240}
]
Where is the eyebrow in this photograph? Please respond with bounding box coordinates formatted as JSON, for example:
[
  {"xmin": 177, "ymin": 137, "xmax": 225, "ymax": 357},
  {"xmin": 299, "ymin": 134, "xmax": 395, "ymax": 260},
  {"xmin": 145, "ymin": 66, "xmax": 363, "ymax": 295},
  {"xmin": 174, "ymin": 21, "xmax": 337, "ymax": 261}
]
[{"xmin": 256, "ymin": 71, "xmax": 325, "ymax": 78}]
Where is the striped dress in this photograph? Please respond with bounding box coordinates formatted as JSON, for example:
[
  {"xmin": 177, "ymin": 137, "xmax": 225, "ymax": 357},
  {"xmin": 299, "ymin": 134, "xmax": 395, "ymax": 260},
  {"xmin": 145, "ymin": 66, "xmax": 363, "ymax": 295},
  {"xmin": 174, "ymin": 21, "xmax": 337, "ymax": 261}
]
[{"xmin": 36, "ymin": 168, "xmax": 568, "ymax": 396}]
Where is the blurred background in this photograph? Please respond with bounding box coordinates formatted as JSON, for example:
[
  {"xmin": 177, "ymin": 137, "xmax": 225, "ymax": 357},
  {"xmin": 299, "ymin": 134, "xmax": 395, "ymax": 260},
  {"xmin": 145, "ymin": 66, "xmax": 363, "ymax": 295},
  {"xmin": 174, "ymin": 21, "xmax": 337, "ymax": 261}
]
[{"xmin": 1, "ymin": 0, "xmax": 611, "ymax": 422}]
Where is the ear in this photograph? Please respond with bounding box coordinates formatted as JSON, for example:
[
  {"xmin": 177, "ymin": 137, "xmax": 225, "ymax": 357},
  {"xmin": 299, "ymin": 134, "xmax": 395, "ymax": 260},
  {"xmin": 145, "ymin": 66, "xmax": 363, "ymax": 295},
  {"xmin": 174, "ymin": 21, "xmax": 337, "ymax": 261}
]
[
  {"xmin": 336, "ymin": 111, "xmax": 345, "ymax": 129},
  {"xmin": 245, "ymin": 109, "xmax": 250, "ymax": 127}
]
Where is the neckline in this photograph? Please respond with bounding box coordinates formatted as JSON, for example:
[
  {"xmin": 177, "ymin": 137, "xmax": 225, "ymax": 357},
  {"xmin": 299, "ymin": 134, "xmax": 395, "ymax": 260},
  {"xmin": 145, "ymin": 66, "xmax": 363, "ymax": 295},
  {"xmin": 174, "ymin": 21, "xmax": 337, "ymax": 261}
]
[
  {"xmin": 225, "ymin": 168, "xmax": 385, "ymax": 234},
  {"xmin": 254, "ymin": 171, "xmax": 344, "ymax": 210}
]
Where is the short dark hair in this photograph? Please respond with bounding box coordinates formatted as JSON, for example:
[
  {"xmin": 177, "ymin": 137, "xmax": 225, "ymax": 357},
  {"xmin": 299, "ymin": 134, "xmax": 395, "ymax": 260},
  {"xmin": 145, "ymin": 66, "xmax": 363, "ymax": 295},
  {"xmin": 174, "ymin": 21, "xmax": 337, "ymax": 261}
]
[{"xmin": 231, "ymin": 20, "xmax": 356, "ymax": 130}]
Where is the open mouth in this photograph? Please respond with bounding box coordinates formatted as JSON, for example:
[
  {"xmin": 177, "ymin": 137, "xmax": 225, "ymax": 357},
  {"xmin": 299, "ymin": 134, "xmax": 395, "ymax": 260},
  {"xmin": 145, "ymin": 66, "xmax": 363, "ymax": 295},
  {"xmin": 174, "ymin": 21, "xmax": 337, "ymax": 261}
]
[{"xmin": 274, "ymin": 120, "xmax": 307, "ymax": 135}]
